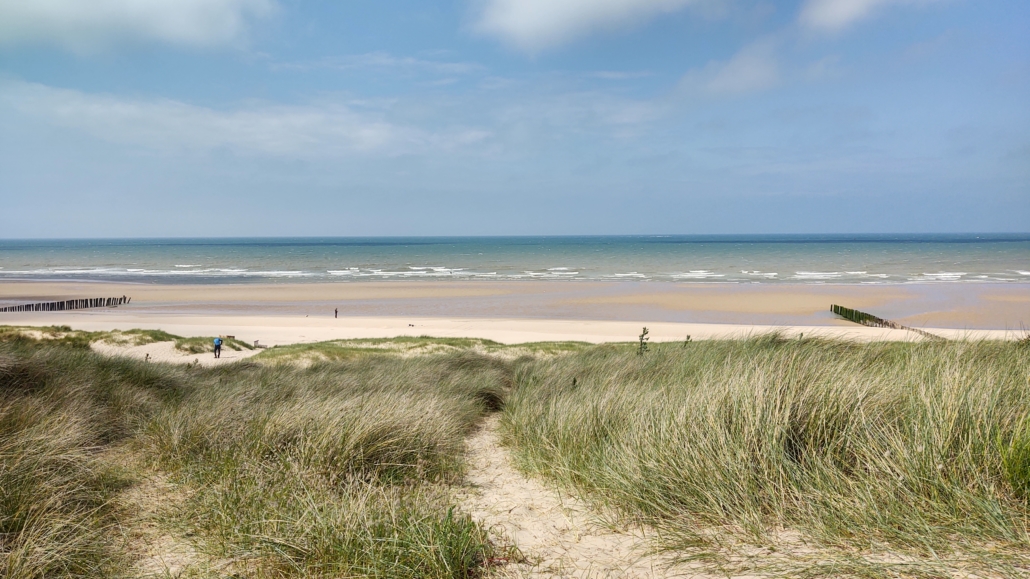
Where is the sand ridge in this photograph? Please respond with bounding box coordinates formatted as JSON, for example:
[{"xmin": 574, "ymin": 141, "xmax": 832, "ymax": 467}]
[{"xmin": 91, "ymin": 340, "xmax": 261, "ymax": 367}]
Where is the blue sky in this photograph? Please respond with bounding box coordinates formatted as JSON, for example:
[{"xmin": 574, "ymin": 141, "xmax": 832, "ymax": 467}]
[{"xmin": 0, "ymin": 0, "xmax": 1027, "ymax": 237}]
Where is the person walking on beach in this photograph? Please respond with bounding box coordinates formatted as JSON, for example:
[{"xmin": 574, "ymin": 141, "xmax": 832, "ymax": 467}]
[
  {"xmin": 213, "ymin": 337, "xmax": 222, "ymax": 359},
  {"xmin": 335, "ymin": 307, "xmax": 338, "ymax": 319}
]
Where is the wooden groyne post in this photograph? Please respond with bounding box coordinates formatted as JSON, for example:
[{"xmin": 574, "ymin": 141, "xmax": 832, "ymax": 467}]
[
  {"xmin": 0, "ymin": 296, "xmax": 131, "ymax": 313},
  {"xmin": 831, "ymin": 304, "xmax": 944, "ymax": 341}
]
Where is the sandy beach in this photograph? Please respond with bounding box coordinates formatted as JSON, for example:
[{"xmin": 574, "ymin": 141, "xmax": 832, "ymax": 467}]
[{"xmin": 1, "ymin": 280, "xmax": 1026, "ymax": 345}]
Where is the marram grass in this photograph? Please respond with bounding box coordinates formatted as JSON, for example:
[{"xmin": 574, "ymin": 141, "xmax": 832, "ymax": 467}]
[
  {"xmin": 139, "ymin": 354, "xmax": 510, "ymax": 577},
  {"xmin": 4, "ymin": 328, "xmax": 1030, "ymax": 578},
  {"xmin": 0, "ymin": 340, "xmax": 508, "ymax": 578},
  {"xmin": 502, "ymin": 336, "xmax": 1030, "ymax": 576}
]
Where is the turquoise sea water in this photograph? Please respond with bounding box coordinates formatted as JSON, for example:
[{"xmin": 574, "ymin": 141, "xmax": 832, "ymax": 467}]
[{"xmin": 0, "ymin": 235, "xmax": 1028, "ymax": 285}]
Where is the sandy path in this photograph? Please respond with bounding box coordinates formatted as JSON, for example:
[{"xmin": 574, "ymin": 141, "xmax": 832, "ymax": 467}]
[
  {"xmin": 122, "ymin": 474, "xmax": 200, "ymax": 578},
  {"xmin": 459, "ymin": 416, "xmax": 690, "ymax": 578}
]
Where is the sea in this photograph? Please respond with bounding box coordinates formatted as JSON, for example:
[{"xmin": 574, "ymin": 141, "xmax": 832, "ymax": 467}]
[{"xmin": 0, "ymin": 235, "xmax": 1027, "ymax": 285}]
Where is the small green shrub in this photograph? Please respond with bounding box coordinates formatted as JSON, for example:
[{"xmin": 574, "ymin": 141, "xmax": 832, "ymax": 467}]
[{"xmin": 637, "ymin": 327, "xmax": 649, "ymax": 355}]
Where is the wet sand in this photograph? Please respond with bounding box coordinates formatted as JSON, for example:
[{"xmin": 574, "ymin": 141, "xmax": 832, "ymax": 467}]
[
  {"xmin": 1, "ymin": 280, "xmax": 1027, "ymax": 327},
  {"xmin": 0, "ymin": 281, "xmax": 1026, "ymax": 344}
]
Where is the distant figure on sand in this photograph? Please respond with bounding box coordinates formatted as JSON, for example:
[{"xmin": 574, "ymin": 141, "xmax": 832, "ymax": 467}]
[
  {"xmin": 335, "ymin": 308, "xmax": 338, "ymax": 319},
  {"xmin": 213, "ymin": 337, "xmax": 222, "ymax": 359}
]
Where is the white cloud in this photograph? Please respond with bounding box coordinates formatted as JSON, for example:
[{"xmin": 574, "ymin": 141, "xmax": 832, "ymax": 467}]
[
  {"xmin": 472, "ymin": 0, "xmax": 700, "ymax": 52},
  {"xmin": 680, "ymin": 40, "xmax": 780, "ymax": 96},
  {"xmin": 0, "ymin": 0, "xmax": 275, "ymax": 51},
  {"xmin": 0, "ymin": 81, "xmax": 490, "ymax": 157},
  {"xmin": 799, "ymin": 0, "xmax": 941, "ymax": 31}
]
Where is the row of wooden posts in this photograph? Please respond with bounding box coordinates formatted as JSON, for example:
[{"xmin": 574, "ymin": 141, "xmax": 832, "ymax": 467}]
[
  {"xmin": 830, "ymin": 304, "xmax": 944, "ymax": 340},
  {"xmin": 0, "ymin": 296, "xmax": 130, "ymax": 313}
]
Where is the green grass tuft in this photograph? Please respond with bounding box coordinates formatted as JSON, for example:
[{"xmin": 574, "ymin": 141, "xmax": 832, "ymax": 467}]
[{"xmin": 5, "ymin": 327, "xmax": 1029, "ymax": 577}]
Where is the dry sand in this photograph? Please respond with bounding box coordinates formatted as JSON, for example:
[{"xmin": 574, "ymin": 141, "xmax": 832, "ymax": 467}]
[
  {"xmin": 90, "ymin": 339, "xmax": 261, "ymax": 367},
  {"xmin": 3, "ymin": 310, "xmax": 1021, "ymax": 348}
]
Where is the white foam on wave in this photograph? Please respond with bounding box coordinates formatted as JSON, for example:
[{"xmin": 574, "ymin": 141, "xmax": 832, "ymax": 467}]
[
  {"xmin": 672, "ymin": 270, "xmax": 725, "ymax": 279},
  {"xmin": 406, "ymin": 266, "xmax": 467, "ymax": 273},
  {"xmin": 1, "ymin": 259, "xmax": 1025, "ymax": 283},
  {"xmin": 329, "ymin": 267, "xmax": 495, "ymax": 279},
  {"xmin": 791, "ymin": 270, "xmax": 890, "ymax": 281},
  {"xmin": 179, "ymin": 268, "xmax": 314, "ymax": 278},
  {"xmin": 843, "ymin": 271, "xmax": 890, "ymax": 279},
  {"xmin": 0, "ymin": 267, "xmax": 316, "ymax": 278},
  {"xmin": 0, "ymin": 267, "xmax": 129, "ymax": 276},
  {"xmin": 519, "ymin": 270, "xmax": 580, "ymax": 278},
  {"xmin": 258, "ymin": 271, "xmax": 313, "ymax": 278},
  {"xmin": 793, "ymin": 271, "xmax": 843, "ymax": 280},
  {"xmin": 911, "ymin": 272, "xmax": 966, "ymax": 281}
]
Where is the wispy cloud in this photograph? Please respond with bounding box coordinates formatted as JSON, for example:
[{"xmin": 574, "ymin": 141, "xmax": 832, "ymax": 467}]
[
  {"xmin": 1, "ymin": 81, "xmax": 490, "ymax": 157},
  {"xmin": 804, "ymin": 55, "xmax": 844, "ymax": 81},
  {"xmin": 272, "ymin": 52, "xmax": 485, "ymax": 76},
  {"xmin": 799, "ymin": 0, "xmax": 942, "ymax": 32},
  {"xmin": 679, "ymin": 40, "xmax": 780, "ymax": 96},
  {"xmin": 0, "ymin": 0, "xmax": 275, "ymax": 52},
  {"xmin": 472, "ymin": 0, "xmax": 700, "ymax": 53}
]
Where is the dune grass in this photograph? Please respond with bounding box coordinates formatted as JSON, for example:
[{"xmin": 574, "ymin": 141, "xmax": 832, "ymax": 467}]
[
  {"xmin": 5, "ymin": 324, "xmax": 1030, "ymax": 577},
  {"xmin": 141, "ymin": 353, "xmax": 512, "ymax": 577},
  {"xmin": 0, "ymin": 344, "xmax": 159, "ymax": 579},
  {"xmin": 0, "ymin": 325, "xmax": 254, "ymax": 354},
  {"xmin": 502, "ymin": 336, "xmax": 1030, "ymax": 576},
  {"xmin": 0, "ymin": 338, "xmax": 510, "ymax": 578},
  {"xmin": 251, "ymin": 335, "xmax": 588, "ymax": 364},
  {"xmin": 169, "ymin": 335, "xmax": 253, "ymax": 353}
]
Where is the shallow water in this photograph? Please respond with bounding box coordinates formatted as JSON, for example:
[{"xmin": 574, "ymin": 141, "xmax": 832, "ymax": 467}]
[{"xmin": 0, "ymin": 235, "xmax": 1027, "ymax": 285}]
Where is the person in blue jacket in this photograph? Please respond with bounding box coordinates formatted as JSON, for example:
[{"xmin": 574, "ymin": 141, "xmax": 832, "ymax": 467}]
[{"xmin": 213, "ymin": 337, "xmax": 222, "ymax": 359}]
